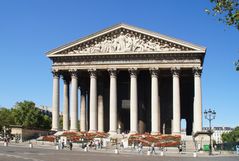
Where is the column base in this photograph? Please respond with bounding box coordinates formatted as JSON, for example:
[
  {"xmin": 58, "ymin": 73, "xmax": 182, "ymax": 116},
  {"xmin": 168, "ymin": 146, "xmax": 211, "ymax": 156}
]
[
  {"xmin": 129, "ymin": 131, "xmax": 138, "ymax": 134},
  {"xmin": 98, "ymin": 130, "xmax": 105, "ymax": 133},
  {"xmin": 51, "ymin": 128, "xmax": 59, "ymax": 131},
  {"xmin": 63, "ymin": 128, "xmax": 69, "ymax": 131},
  {"xmin": 70, "ymin": 129, "xmax": 78, "ymax": 132},
  {"xmin": 151, "ymin": 131, "xmax": 161, "ymax": 135},
  {"xmin": 88, "ymin": 130, "xmax": 97, "ymax": 133},
  {"xmin": 108, "ymin": 131, "xmax": 117, "ymax": 135}
]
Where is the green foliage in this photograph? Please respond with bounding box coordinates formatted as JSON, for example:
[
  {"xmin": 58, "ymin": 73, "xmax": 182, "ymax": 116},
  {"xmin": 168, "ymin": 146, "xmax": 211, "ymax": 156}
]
[
  {"xmin": 59, "ymin": 115, "xmax": 63, "ymax": 130},
  {"xmin": 0, "ymin": 101, "xmax": 52, "ymax": 130},
  {"xmin": 42, "ymin": 115, "xmax": 52, "ymax": 129},
  {"xmin": 206, "ymin": 0, "xmax": 239, "ymax": 30},
  {"xmin": 12, "ymin": 101, "xmax": 36, "ymax": 127},
  {"xmin": 221, "ymin": 126, "xmax": 239, "ymax": 143},
  {"xmin": 0, "ymin": 108, "xmax": 15, "ymax": 131}
]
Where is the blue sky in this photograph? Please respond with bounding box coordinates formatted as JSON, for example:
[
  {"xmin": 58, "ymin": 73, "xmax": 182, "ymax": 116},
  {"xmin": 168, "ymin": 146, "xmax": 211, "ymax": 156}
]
[{"xmin": 0, "ymin": 0, "xmax": 238, "ymax": 128}]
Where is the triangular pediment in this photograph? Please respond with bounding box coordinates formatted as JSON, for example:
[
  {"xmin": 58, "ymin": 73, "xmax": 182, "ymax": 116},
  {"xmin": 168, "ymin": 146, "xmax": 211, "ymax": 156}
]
[{"xmin": 47, "ymin": 24, "xmax": 206, "ymax": 57}]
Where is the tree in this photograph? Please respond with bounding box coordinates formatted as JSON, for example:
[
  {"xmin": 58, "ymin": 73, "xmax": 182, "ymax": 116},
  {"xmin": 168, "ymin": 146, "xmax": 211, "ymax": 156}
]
[
  {"xmin": 0, "ymin": 108, "xmax": 15, "ymax": 131},
  {"xmin": 221, "ymin": 126, "xmax": 239, "ymax": 143},
  {"xmin": 42, "ymin": 115, "xmax": 52, "ymax": 130},
  {"xmin": 206, "ymin": 0, "xmax": 239, "ymax": 30},
  {"xmin": 235, "ymin": 61, "xmax": 239, "ymax": 71},
  {"xmin": 12, "ymin": 101, "xmax": 37, "ymax": 128},
  {"xmin": 12, "ymin": 101, "xmax": 51, "ymax": 130}
]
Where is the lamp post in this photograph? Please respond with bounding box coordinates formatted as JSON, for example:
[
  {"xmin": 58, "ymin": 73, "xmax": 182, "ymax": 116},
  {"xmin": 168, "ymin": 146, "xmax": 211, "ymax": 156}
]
[{"xmin": 204, "ymin": 108, "xmax": 216, "ymax": 155}]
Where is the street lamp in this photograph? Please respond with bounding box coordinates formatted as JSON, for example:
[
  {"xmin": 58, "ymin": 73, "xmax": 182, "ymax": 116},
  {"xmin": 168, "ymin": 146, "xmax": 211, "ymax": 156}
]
[{"xmin": 204, "ymin": 108, "xmax": 216, "ymax": 155}]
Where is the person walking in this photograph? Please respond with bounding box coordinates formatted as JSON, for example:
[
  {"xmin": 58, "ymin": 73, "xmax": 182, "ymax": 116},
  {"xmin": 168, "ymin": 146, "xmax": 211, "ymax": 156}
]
[
  {"xmin": 138, "ymin": 142, "xmax": 143, "ymax": 154},
  {"xmin": 151, "ymin": 143, "xmax": 155, "ymax": 154},
  {"xmin": 62, "ymin": 140, "xmax": 65, "ymax": 149},
  {"xmin": 69, "ymin": 140, "xmax": 73, "ymax": 150}
]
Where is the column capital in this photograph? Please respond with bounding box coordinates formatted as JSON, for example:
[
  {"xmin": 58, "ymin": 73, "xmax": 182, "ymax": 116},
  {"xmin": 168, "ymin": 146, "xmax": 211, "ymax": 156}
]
[
  {"xmin": 88, "ymin": 68, "xmax": 97, "ymax": 78},
  {"xmin": 69, "ymin": 69, "xmax": 78, "ymax": 78},
  {"xmin": 128, "ymin": 68, "xmax": 138, "ymax": 77},
  {"xmin": 193, "ymin": 67, "xmax": 202, "ymax": 77},
  {"xmin": 149, "ymin": 67, "xmax": 160, "ymax": 77},
  {"xmin": 108, "ymin": 68, "xmax": 117, "ymax": 77},
  {"xmin": 171, "ymin": 67, "xmax": 180, "ymax": 77},
  {"xmin": 52, "ymin": 69, "xmax": 60, "ymax": 78}
]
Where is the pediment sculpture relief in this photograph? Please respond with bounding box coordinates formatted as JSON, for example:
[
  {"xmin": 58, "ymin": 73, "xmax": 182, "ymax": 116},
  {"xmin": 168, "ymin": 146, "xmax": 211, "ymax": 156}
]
[{"xmin": 68, "ymin": 31, "xmax": 190, "ymax": 54}]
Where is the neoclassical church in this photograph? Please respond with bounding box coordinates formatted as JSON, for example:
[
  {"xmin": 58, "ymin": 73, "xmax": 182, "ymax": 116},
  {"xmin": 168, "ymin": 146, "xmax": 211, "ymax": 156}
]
[{"xmin": 46, "ymin": 24, "xmax": 206, "ymax": 135}]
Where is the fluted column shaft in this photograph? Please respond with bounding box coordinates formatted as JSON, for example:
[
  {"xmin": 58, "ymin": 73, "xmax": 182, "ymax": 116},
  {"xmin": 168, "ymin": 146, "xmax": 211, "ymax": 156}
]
[
  {"xmin": 80, "ymin": 89, "xmax": 86, "ymax": 132},
  {"xmin": 98, "ymin": 94, "xmax": 104, "ymax": 132},
  {"xmin": 172, "ymin": 68, "xmax": 181, "ymax": 134},
  {"xmin": 129, "ymin": 68, "xmax": 138, "ymax": 134},
  {"xmin": 70, "ymin": 71, "xmax": 78, "ymax": 131},
  {"xmin": 193, "ymin": 68, "xmax": 202, "ymax": 133},
  {"xmin": 63, "ymin": 78, "xmax": 70, "ymax": 131},
  {"xmin": 51, "ymin": 70, "xmax": 60, "ymax": 131},
  {"xmin": 109, "ymin": 68, "xmax": 117, "ymax": 134},
  {"xmin": 150, "ymin": 68, "xmax": 160, "ymax": 134},
  {"xmin": 89, "ymin": 69, "xmax": 97, "ymax": 132}
]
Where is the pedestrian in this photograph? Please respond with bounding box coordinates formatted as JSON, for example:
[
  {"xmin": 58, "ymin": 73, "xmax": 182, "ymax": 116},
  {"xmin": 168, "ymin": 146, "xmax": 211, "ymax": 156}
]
[
  {"xmin": 120, "ymin": 141, "xmax": 124, "ymax": 149},
  {"xmin": 132, "ymin": 141, "xmax": 135, "ymax": 150},
  {"xmin": 151, "ymin": 143, "xmax": 155, "ymax": 154},
  {"xmin": 62, "ymin": 140, "xmax": 65, "ymax": 149},
  {"xmin": 69, "ymin": 140, "xmax": 73, "ymax": 150},
  {"xmin": 138, "ymin": 142, "xmax": 143, "ymax": 154},
  {"xmin": 178, "ymin": 144, "xmax": 182, "ymax": 153},
  {"xmin": 100, "ymin": 139, "xmax": 103, "ymax": 149}
]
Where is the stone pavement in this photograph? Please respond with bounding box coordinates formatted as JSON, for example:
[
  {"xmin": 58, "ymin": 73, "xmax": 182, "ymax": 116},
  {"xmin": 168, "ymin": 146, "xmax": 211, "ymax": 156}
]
[{"xmin": 0, "ymin": 142, "xmax": 238, "ymax": 161}]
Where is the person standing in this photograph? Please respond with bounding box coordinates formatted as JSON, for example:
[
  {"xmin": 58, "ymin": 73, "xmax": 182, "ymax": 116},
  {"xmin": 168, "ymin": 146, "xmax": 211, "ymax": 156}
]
[{"xmin": 69, "ymin": 140, "xmax": 73, "ymax": 150}]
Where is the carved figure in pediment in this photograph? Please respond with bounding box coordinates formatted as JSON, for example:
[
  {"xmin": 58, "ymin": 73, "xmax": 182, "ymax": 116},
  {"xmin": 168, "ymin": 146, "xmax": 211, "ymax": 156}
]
[
  {"xmin": 100, "ymin": 38, "xmax": 107, "ymax": 53},
  {"xmin": 68, "ymin": 51, "xmax": 74, "ymax": 54},
  {"xmin": 117, "ymin": 32, "xmax": 126, "ymax": 52},
  {"xmin": 73, "ymin": 50, "xmax": 79, "ymax": 54},
  {"xmin": 93, "ymin": 41, "xmax": 101, "ymax": 53},
  {"xmin": 84, "ymin": 44, "xmax": 91, "ymax": 53},
  {"xmin": 130, "ymin": 35, "xmax": 137, "ymax": 51},
  {"xmin": 155, "ymin": 42, "xmax": 162, "ymax": 51},
  {"xmin": 125, "ymin": 33, "xmax": 133, "ymax": 52},
  {"xmin": 160, "ymin": 43, "xmax": 170, "ymax": 51},
  {"xmin": 145, "ymin": 39, "xmax": 156, "ymax": 51},
  {"xmin": 134, "ymin": 36, "xmax": 145, "ymax": 52},
  {"xmin": 110, "ymin": 35, "xmax": 118, "ymax": 52},
  {"xmin": 106, "ymin": 37, "xmax": 113, "ymax": 52}
]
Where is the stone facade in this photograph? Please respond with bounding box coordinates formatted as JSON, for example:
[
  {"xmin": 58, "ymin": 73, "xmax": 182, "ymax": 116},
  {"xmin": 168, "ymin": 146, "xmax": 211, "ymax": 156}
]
[
  {"xmin": 46, "ymin": 24, "xmax": 206, "ymax": 135},
  {"xmin": 11, "ymin": 126, "xmax": 48, "ymax": 142}
]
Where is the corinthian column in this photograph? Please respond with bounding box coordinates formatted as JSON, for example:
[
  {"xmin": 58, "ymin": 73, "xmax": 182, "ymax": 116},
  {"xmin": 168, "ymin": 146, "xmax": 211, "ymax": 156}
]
[
  {"xmin": 172, "ymin": 67, "xmax": 181, "ymax": 134},
  {"xmin": 98, "ymin": 79, "xmax": 104, "ymax": 132},
  {"xmin": 51, "ymin": 70, "xmax": 60, "ymax": 131},
  {"xmin": 108, "ymin": 68, "xmax": 117, "ymax": 134},
  {"xmin": 70, "ymin": 70, "xmax": 78, "ymax": 131},
  {"xmin": 193, "ymin": 67, "xmax": 202, "ymax": 133},
  {"xmin": 80, "ymin": 88, "xmax": 86, "ymax": 132},
  {"xmin": 63, "ymin": 76, "xmax": 70, "ymax": 131},
  {"xmin": 89, "ymin": 69, "xmax": 97, "ymax": 133},
  {"xmin": 150, "ymin": 68, "xmax": 160, "ymax": 134},
  {"xmin": 129, "ymin": 68, "xmax": 138, "ymax": 134}
]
